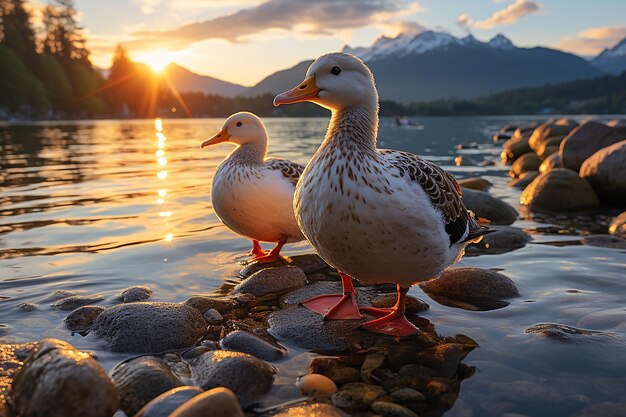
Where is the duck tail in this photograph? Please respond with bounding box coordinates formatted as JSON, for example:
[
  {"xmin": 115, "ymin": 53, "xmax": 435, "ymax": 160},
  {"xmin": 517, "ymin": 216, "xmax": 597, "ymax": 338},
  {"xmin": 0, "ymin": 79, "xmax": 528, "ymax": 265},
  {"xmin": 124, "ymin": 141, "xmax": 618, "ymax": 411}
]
[{"xmin": 463, "ymin": 211, "xmax": 496, "ymax": 243}]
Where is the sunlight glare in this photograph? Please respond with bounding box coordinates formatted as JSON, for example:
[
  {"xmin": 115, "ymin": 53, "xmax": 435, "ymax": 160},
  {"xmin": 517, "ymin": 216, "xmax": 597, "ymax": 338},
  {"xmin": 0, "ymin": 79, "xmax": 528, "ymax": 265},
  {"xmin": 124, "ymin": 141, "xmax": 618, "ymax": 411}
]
[
  {"xmin": 157, "ymin": 170, "xmax": 168, "ymax": 179},
  {"xmin": 141, "ymin": 53, "xmax": 172, "ymax": 73}
]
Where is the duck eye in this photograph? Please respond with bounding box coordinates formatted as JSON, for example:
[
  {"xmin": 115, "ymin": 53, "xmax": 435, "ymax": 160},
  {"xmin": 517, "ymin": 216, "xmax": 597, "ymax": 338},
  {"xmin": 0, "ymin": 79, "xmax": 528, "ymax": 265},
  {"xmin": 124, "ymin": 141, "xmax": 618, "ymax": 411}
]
[
  {"xmin": 236, "ymin": 121, "xmax": 243, "ymax": 127},
  {"xmin": 330, "ymin": 66, "xmax": 341, "ymax": 76}
]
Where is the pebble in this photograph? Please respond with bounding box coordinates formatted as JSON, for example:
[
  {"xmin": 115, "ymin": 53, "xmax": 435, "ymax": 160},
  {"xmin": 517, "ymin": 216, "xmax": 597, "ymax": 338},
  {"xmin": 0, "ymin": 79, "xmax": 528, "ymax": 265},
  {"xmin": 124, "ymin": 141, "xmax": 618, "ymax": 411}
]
[
  {"xmin": 204, "ymin": 308, "xmax": 223, "ymax": 324},
  {"xmin": 233, "ymin": 265, "xmax": 306, "ymax": 297},
  {"xmin": 119, "ymin": 286, "xmax": 153, "ymax": 303},
  {"xmin": 51, "ymin": 294, "xmax": 104, "ymax": 310},
  {"xmin": 134, "ymin": 386, "xmax": 204, "ymax": 417},
  {"xmin": 371, "ymin": 401, "xmax": 419, "ymax": 417},
  {"xmin": 181, "ymin": 346, "xmax": 212, "ymax": 360},
  {"xmin": 111, "ymin": 355, "xmax": 183, "ymax": 416},
  {"xmin": 331, "ymin": 382, "xmax": 386, "ymax": 410},
  {"xmin": 318, "ymin": 366, "xmax": 362, "ymax": 386},
  {"xmin": 273, "ymin": 403, "xmax": 349, "ymax": 417},
  {"xmin": 220, "ymin": 330, "xmax": 285, "ymax": 361},
  {"xmin": 189, "ymin": 350, "xmax": 276, "ymax": 409},
  {"xmin": 168, "ymin": 388, "xmax": 244, "ymax": 417},
  {"xmin": 183, "ymin": 296, "xmax": 237, "ymax": 314},
  {"xmin": 609, "ymin": 212, "xmax": 626, "ymax": 238},
  {"xmin": 11, "ymin": 339, "xmax": 118, "ymax": 417},
  {"xmin": 288, "ymin": 253, "xmax": 329, "ymax": 274},
  {"xmin": 63, "ymin": 305, "xmax": 105, "ymax": 332},
  {"xmin": 371, "ymin": 293, "xmax": 429, "ymax": 314},
  {"xmin": 420, "ymin": 267, "xmax": 519, "ymax": 300},
  {"xmin": 92, "ymin": 302, "xmax": 206, "ymax": 352},
  {"xmin": 390, "ymin": 387, "xmax": 427, "ymax": 403},
  {"xmin": 457, "ymin": 177, "xmax": 492, "ymax": 192},
  {"xmin": 296, "ymin": 373, "xmax": 338, "ymax": 396},
  {"xmin": 15, "ymin": 302, "xmax": 38, "ymax": 312}
]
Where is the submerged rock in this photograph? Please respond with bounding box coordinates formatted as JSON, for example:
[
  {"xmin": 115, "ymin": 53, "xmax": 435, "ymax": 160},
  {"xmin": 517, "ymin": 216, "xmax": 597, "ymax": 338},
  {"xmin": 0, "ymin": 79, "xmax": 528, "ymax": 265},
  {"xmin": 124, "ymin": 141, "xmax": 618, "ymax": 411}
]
[
  {"xmin": 168, "ymin": 388, "xmax": 244, "ymax": 417},
  {"xmin": 15, "ymin": 303, "xmax": 38, "ymax": 312},
  {"xmin": 457, "ymin": 177, "xmax": 492, "ymax": 192},
  {"xmin": 579, "ymin": 140, "xmax": 626, "ymax": 205},
  {"xmin": 51, "ymin": 294, "xmax": 104, "ymax": 310},
  {"xmin": 92, "ymin": 302, "xmax": 206, "ymax": 352},
  {"xmin": 233, "ymin": 265, "xmax": 306, "ymax": 297},
  {"xmin": 331, "ymin": 382, "xmax": 386, "ymax": 410},
  {"xmin": 582, "ymin": 235, "xmax": 626, "ymax": 249},
  {"xmin": 220, "ymin": 330, "xmax": 285, "ymax": 361},
  {"xmin": 273, "ymin": 403, "xmax": 348, "ymax": 417},
  {"xmin": 525, "ymin": 323, "xmax": 618, "ymax": 343},
  {"xmin": 118, "ymin": 286, "xmax": 153, "ymax": 303},
  {"xmin": 111, "ymin": 355, "xmax": 183, "ymax": 416},
  {"xmin": 520, "ymin": 168, "xmax": 600, "ymax": 212},
  {"xmin": 297, "ymin": 373, "xmax": 338, "ymax": 396},
  {"xmin": 578, "ymin": 308, "xmax": 626, "ymax": 330},
  {"xmin": 421, "ymin": 267, "xmax": 518, "ymax": 300},
  {"xmin": 189, "ymin": 350, "xmax": 276, "ymax": 409},
  {"xmin": 560, "ymin": 121, "xmax": 626, "ymax": 172},
  {"xmin": 460, "ymin": 188, "xmax": 518, "ymax": 225},
  {"xmin": 135, "ymin": 386, "xmax": 203, "ymax": 417},
  {"xmin": 509, "ymin": 153, "xmax": 541, "ymax": 178},
  {"xmin": 609, "ymin": 212, "xmax": 626, "ymax": 238},
  {"xmin": 63, "ymin": 305, "xmax": 105, "ymax": 332},
  {"xmin": 11, "ymin": 339, "xmax": 118, "ymax": 417},
  {"xmin": 466, "ymin": 226, "xmax": 531, "ymax": 255}
]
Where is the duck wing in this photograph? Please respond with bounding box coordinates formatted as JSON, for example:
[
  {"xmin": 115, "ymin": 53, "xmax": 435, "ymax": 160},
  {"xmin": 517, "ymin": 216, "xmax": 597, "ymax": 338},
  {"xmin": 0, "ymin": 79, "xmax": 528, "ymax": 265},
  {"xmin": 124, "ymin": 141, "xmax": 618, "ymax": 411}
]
[
  {"xmin": 266, "ymin": 159, "xmax": 305, "ymax": 187},
  {"xmin": 380, "ymin": 149, "xmax": 490, "ymax": 245}
]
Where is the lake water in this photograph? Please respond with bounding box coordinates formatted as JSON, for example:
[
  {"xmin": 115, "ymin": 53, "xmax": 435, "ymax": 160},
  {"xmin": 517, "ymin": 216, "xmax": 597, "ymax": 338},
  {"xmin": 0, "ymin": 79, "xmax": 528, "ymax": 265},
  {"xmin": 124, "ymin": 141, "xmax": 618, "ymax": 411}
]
[{"xmin": 1, "ymin": 116, "xmax": 625, "ymax": 417}]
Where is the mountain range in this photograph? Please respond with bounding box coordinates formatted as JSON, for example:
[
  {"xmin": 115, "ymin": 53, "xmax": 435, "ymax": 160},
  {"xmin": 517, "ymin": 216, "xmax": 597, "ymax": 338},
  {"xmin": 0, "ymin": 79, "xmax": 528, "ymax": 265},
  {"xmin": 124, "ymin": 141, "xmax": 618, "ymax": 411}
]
[{"xmin": 163, "ymin": 31, "xmax": 626, "ymax": 103}]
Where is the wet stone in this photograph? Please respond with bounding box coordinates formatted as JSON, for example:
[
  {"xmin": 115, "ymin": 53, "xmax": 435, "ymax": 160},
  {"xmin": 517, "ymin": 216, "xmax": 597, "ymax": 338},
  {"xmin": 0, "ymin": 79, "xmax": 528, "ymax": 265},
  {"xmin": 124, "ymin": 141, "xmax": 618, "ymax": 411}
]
[
  {"xmin": 273, "ymin": 403, "xmax": 349, "ymax": 417},
  {"xmin": 461, "ymin": 188, "xmax": 518, "ymax": 225},
  {"xmin": 51, "ymin": 294, "xmax": 104, "ymax": 310},
  {"xmin": 296, "ymin": 373, "xmax": 338, "ymax": 396},
  {"xmin": 421, "ymin": 267, "xmax": 519, "ymax": 300},
  {"xmin": 111, "ymin": 355, "xmax": 183, "ymax": 416},
  {"xmin": 63, "ymin": 305, "xmax": 105, "ymax": 332},
  {"xmin": 204, "ymin": 308, "xmax": 223, "ymax": 324},
  {"xmin": 371, "ymin": 293, "xmax": 429, "ymax": 314},
  {"xmin": 390, "ymin": 387, "xmax": 427, "ymax": 403},
  {"xmin": 220, "ymin": 330, "xmax": 285, "ymax": 361},
  {"xmin": 466, "ymin": 226, "xmax": 532, "ymax": 255},
  {"xmin": 118, "ymin": 286, "xmax": 153, "ymax": 303},
  {"xmin": 457, "ymin": 177, "xmax": 492, "ymax": 192},
  {"xmin": 287, "ymin": 253, "xmax": 330, "ymax": 274},
  {"xmin": 188, "ymin": 350, "xmax": 276, "ymax": 409},
  {"xmin": 135, "ymin": 386, "xmax": 203, "ymax": 417},
  {"xmin": 508, "ymin": 170, "xmax": 539, "ymax": 189},
  {"xmin": 15, "ymin": 303, "xmax": 38, "ymax": 312},
  {"xmin": 233, "ymin": 265, "xmax": 306, "ymax": 297},
  {"xmin": 239, "ymin": 258, "xmax": 289, "ymax": 277},
  {"xmin": 331, "ymin": 382, "xmax": 386, "ymax": 410},
  {"xmin": 371, "ymin": 401, "xmax": 419, "ymax": 417},
  {"xmin": 582, "ymin": 235, "xmax": 626, "ymax": 249},
  {"xmin": 525, "ymin": 323, "xmax": 618, "ymax": 343},
  {"xmin": 319, "ymin": 366, "xmax": 362, "ymax": 386},
  {"xmin": 92, "ymin": 302, "xmax": 206, "ymax": 353},
  {"xmin": 181, "ymin": 346, "xmax": 212, "ymax": 360},
  {"xmin": 183, "ymin": 296, "xmax": 236, "ymax": 314},
  {"xmin": 168, "ymin": 387, "xmax": 244, "ymax": 417}
]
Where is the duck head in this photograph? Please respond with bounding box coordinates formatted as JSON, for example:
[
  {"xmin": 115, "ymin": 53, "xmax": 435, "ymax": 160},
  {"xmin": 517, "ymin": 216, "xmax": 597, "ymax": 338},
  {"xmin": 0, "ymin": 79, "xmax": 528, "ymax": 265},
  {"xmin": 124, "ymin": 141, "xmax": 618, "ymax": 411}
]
[
  {"xmin": 201, "ymin": 112, "xmax": 268, "ymax": 148},
  {"xmin": 273, "ymin": 53, "xmax": 378, "ymax": 111}
]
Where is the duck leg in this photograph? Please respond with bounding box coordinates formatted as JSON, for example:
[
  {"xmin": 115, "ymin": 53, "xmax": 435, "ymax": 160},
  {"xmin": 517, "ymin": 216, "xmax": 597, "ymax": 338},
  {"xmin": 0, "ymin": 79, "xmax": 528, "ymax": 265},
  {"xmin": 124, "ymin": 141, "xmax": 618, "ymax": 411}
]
[
  {"xmin": 248, "ymin": 240, "xmax": 269, "ymax": 258},
  {"xmin": 302, "ymin": 272, "xmax": 363, "ymax": 320},
  {"xmin": 359, "ymin": 285, "xmax": 420, "ymax": 337},
  {"xmin": 249, "ymin": 239, "xmax": 286, "ymax": 263}
]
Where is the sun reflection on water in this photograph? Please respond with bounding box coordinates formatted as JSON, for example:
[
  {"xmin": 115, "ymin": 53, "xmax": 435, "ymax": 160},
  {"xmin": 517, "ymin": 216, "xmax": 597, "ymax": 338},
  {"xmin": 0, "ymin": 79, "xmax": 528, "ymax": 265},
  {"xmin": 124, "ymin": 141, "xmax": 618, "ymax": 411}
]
[{"xmin": 154, "ymin": 118, "xmax": 173, "ymax": 242}]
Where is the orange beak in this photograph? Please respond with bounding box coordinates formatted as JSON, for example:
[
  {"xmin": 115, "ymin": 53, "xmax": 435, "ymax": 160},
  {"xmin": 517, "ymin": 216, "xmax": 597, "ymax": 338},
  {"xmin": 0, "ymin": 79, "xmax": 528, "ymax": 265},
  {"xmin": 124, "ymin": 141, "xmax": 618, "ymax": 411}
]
[
  {"xmin": 273, "ymin": 75, "xmax": 320, "ymax": 106},
  {"xmin": 200, "ymin": 127, "xmax": 231, "ymax": 148}
]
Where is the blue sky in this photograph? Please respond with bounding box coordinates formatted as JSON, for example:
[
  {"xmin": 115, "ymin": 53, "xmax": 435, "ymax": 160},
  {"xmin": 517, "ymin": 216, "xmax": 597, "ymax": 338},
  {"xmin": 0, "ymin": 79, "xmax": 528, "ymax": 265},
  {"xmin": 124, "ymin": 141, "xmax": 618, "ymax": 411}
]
[{"xmin": 70, "ymin": 0, "xmax": 626, "ymax": 85}]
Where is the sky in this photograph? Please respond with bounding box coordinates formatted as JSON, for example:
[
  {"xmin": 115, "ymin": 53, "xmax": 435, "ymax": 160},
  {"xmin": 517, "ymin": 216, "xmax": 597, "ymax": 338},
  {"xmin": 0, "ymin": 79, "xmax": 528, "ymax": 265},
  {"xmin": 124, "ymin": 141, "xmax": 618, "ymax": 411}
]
[{"xmin": 66, "ymin": 0, "xmax": 626, "ymax": 86}]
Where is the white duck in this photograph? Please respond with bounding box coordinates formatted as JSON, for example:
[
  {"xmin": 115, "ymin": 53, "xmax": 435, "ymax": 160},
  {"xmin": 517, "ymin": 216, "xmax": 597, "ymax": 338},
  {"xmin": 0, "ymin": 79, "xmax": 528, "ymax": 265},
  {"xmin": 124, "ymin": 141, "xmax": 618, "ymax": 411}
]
[
  {"xmin": 274, "ymin": 53, "xmax": 490, "ymax": 336},
  {"xmin": 201, "ymin": 112, "xmax": 305, "ymax": 263}
]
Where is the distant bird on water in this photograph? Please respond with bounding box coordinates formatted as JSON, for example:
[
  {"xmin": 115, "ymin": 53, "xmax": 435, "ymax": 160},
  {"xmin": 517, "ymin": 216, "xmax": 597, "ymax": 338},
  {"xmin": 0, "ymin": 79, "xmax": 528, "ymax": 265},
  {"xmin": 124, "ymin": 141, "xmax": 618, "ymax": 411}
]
[
  {"xmin": 201, "ymin": 112, "xmax": 305, "ymax": 263},
  {"xmin": 274, "ymin": 53, "xmax": 491, "ymax": 337}
]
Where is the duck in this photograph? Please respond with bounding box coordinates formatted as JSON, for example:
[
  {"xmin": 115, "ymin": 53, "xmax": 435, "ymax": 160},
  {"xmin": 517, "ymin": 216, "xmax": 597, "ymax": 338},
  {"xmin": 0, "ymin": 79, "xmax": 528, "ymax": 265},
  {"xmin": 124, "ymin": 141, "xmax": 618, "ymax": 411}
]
[
  {"xmin": 201, "ymin": 112, "xmax": 305, "ymax": 263},
  {"xmin": 273, "ymin": 53, "xmax": 491, "ymax": 337}
]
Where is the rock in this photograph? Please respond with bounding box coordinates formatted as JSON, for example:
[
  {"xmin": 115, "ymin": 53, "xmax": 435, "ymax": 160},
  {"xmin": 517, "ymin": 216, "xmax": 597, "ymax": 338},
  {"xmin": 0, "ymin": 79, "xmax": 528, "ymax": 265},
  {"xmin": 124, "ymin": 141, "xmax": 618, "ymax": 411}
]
[
  {"xmin": 181, "ymin": 346, "xmax": 213, "ymax": 360},
  {"xmin": 316, "ymin": 366, "xmax": 361, "ymax": 386},
  {"xmin": 579, "ymin": 140, "xmax": 626, "ymax": 205},
  {"xmin": 332, "ymin": 382, "xmax": 386, "ymax": 410},
  {"xmin": 509, "ymin": 153, "xmax": 541, "ymax": 178},
  {"xmin": 233, "ymin": 265, "xmax": 306, "ymax": 297},
  {"xmin": 501, "ymin": 124, "xmax": 518, "ymax": 134},
  {"xmin": 493, "ymin": 133, "xmax": 510, "ymax": 143},
  {"xmin": 560, "ymin": 121, "xmax": 626, "ymax": 172},
  {"xmin": 501, "ymin": 137, "xmax": 531, "ymax": 164},
  {"xmin": 119, "ymin": 286, "xmax": 153, "ymax": 303},
  {"xmin": 466, "ymin": 226, "xmax": 531, "ymax": 255},
  {"xmin": 297, "ymin": 373, "xmax": 338, "ymax": 396},
  {"xmin": 92, "ymin": 302, "xmax": 206, "ymax": 352},
  {"xmin": 204, "ymin": 308, "xmax": 223, "ymax": 324},
  {"xmin": 112, "ymin": 355, "xmax": 183, "ymax": 415},
  {"xmin": 51, "ymin": 294, "xmax": 104, "ymax": 310},
  {"xmin": 421, "ymin": 267, "xmax": 518, "ymax": 300},
  {"xmin": 609, "ymin": 212, "xmax": 626, "ymax": 238},
  {"xmin": 11, "ymin": 339, "xmax": 118, "ymax": 417},
  {"xmin": 15, "ymin": 303, "xmax": 38, "ymax": 312},
  {"xmin": 63, "ymin": 305, "xmax": 105, "ymax": 332},
  {"xmin": 525, "ymin": 323, "xmax": 617, "ymax": 343},
  {"xmin": 539, "ymin": 152, "xmax": 561, "ymax": 174},
  {"xmin": 168, "ymin": 388, "xmax": 244, "ymax": 417},
  {"xmin": 1, "ymin": 343, "xmax": 34, "ymax": 403},
  {"xmin": 371, "ymin": 401, "xmax": 418, "ymax": 417},
  {"xmin": 457, "ymin": 177, "xmax": 492, "ymax": 192},
  {"xmin": 582, "ymin": 235, "xmax": 626, "ymax": 249},
  {"xmin": 274, "ymin": 403, "xmax": 349, "ymax": 417},
  {"xmin": 135, "ymin": 386, "xmax": 203, "ymax": 417},
  {"xmin": 508, "ymin": 171, "xmax": 539, "ymax": 189},
  {"xmin": 371, "ymin": 293, "xmax": 429, "ymax": 314},
  {"xmin": 520, "ymin": 169, "xmax": 600, "ymax": 212},
  {"xmin": 578, "ymin": 308, "xmax": 626, "ymax": 330},
  {"xmin": 454, "ymin": 156, "xmax": 478, "ymax": 166},
  {"xmin": 220, "ymin": 330, "xmax": 285, "ymax": 361},
  {"xmin": 536, "ymin": 135, "xmax": 566, "ymax": 159},
  {"xmin": 461, "ymin": 188, "xmax": 518, "ymax": 225},
  {"xmin": 390, "ymin": 387, "xmax": 426, "ymax": 403},
  {"xmin": 183, "ymin": 296, "xmax": 236, "ymax": 314},
  {"xmin": 288, "ymin": 254, "xmax": 329, "ymax": 274},
  {"xmin": 189, "ymin": 350, "xmax": 276, "ymax": 409},
  {"xmin": 528, "ymin": 119, "xmax": 578, "ymax": 152}
]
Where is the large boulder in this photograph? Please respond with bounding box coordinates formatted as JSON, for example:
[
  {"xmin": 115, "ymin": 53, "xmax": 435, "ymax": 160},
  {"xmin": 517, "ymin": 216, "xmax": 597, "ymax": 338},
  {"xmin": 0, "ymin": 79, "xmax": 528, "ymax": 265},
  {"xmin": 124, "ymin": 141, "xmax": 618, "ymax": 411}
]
[
  {"xmin": 520, "ymin": 169, "xmax": 600, "ymax": 212},
  {"xmin": 91, "ymin": 302, "xmax": 206, "ymax": 352},
  {"xmin": 11, "ymin": 339, "xmax": 119, "ymax": 417},
  {"xmin": 536, "ymin": 135, "xmax": 566, "ymax": 159},
  {"xmin": 528, "ymin": 119, "xmax": 578, "ymax": 152},
  {"xmin": 579, "ymin": 140, "xmax": 626, "ymax": 205},
  {"xmin": 460, "ymin": 188, "xmax": 518, "ymax": 225},
  {"xmin": 509, "ymin": 152, "xmax": 541, "ymax": 178},
  {"xmin": 560, "ymin": 121, "xmax": 626, "ymax": 172}
]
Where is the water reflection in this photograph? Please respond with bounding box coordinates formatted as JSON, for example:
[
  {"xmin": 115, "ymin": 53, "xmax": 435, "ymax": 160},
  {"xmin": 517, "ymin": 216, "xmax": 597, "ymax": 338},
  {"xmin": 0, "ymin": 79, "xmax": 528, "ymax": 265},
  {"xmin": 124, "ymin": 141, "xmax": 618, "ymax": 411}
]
[{"xmin": 153, "ymin": 118, "xmax": 173, "ymax": 243}]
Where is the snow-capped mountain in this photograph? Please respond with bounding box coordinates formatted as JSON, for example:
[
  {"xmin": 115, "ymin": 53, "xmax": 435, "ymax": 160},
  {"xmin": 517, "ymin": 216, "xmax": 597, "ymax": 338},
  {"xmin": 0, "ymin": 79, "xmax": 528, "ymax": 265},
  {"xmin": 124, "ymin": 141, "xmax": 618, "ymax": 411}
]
[{"xmin": 591, "ymin": 37, "xmax": 626, "ymax": 74}]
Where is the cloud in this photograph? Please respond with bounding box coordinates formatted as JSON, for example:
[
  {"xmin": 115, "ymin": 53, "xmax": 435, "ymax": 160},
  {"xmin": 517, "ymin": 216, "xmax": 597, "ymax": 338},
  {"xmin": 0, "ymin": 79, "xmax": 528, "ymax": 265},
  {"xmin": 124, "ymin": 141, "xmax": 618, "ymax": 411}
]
[
  {"xmin": 457, "ymin": 0, "xmax": 541, "ymax": 31},
  {"xmin": 556, "ymin": 25, "xmax": 626, "ymax": 56},
  {"xmin": 130, "ymin": 0, "xmax": 421, "ymax": 49},
  {"xmin": 384, "ymin": 20, "xmax": 425, "ymax": 37}
]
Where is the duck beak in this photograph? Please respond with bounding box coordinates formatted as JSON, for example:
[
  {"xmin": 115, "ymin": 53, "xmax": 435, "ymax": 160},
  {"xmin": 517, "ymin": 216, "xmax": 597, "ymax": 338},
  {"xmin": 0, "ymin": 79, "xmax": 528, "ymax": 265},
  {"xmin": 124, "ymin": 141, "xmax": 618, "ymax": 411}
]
[
  {"xmin": 273, "ymin": 75, "xmax": 319, "ymax": 106},
  {"xmin": 201, "ymin": 127, "xmax": 231, "ymax": 148}
]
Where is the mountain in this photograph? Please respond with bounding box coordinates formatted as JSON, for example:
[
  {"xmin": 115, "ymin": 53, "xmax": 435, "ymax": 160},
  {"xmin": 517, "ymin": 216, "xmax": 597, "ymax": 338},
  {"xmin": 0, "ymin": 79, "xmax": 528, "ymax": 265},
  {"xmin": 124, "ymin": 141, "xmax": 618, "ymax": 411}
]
[
  {"xmin": 163, "ymin": 64, "xmax": 246, "ymax": 97},
  {"xmin": 245, "ymin": 31, "xmax": 603, "ymax": 103},
  {"xmin": 591, "ymin": 37, "xmax": 626, "ymax": 75}
]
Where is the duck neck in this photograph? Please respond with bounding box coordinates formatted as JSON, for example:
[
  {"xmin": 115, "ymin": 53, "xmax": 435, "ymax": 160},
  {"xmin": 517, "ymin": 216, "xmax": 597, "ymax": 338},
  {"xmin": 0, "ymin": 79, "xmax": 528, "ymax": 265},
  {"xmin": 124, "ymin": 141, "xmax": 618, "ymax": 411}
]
[
  {"xmin": 325, "ymin": 102, "xmax": 379, "ymax": 155},
  {"xmin": 228, "ymin": 142, "xmax": 267, "ymax": 167}
]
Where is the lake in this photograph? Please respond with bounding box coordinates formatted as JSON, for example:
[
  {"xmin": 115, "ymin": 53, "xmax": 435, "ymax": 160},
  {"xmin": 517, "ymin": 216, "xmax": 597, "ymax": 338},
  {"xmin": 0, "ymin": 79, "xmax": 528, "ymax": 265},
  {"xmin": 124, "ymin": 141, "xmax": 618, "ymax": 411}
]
[{"xmin": 1, "ymin": 116, "xmax": 625, "ymax": 417}]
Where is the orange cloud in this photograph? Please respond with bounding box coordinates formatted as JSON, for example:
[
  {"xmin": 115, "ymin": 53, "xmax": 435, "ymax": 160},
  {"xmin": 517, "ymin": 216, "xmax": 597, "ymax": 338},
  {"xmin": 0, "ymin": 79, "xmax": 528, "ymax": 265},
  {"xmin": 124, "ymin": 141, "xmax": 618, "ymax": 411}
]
[
  {"xmin": 556, "ymin": 26, "xmax": 626, "ymax": 56},
  {"xmin": 457, "ymin": 0, "xmax": 541, "ymax": 30}
]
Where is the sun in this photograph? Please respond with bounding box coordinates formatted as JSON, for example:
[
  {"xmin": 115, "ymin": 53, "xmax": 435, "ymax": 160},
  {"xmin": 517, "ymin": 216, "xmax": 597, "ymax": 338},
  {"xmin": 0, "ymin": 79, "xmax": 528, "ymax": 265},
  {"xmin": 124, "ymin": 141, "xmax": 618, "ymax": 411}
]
[{"xmin": 140, "ymin": 51, "xmax": 173, "ymax": 72}]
